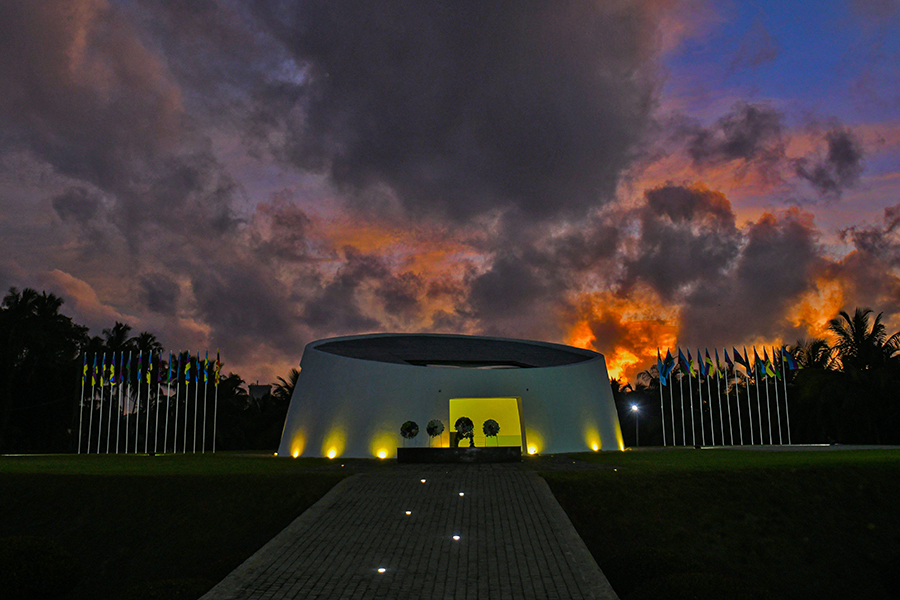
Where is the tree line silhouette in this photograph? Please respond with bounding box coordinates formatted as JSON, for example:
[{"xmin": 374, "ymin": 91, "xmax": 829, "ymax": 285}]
[{"xmin": 0, "ymin": 287, "xmax": 297, "ymax": 453}]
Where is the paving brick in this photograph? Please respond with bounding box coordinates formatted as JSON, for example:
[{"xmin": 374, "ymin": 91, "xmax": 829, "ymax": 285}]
[{"xmin": 201, "ymin": 463, "xmax": 618, "ymax": 599}]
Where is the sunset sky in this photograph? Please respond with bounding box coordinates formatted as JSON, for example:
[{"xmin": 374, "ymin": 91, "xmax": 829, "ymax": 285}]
[{"xmin": 1, "ymin": 0, "xmax": 898, "ymax": 383}]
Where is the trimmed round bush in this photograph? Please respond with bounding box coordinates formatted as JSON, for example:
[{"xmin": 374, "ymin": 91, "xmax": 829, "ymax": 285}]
[
  {"xmin": 400, "ymin": 420, "xmax": 419, "ymax": 439},
  {"xmin": 426, "ymin": 419, "xmax": 444, "ymax": 437},
  {"xmin": 483, "ymin": 419, "xmax": 500, "ymax": 437},
  {"xmin": 454, "ymin": 416, "xmax": 474, "ymax": 438}
]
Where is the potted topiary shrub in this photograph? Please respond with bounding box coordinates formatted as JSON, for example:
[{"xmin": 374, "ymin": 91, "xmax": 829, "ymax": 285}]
[
  {"xmin": 426, "ymin": 419, "xmax": 444, "ymax": 447},
  {"xmin": 483, "ymin": 419, "xmax": 500, "ymax": 446},
  {"xmin": 454, "ymin": 416, "xmax": 474, "ymax": 448},
  {"xmin": 400, "ymin": 420, "xmax": 419, "ymax": 446}
]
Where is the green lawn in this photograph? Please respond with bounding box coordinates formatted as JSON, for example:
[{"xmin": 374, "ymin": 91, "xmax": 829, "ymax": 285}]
[
  {"xmin": 542, "ymin": 449, "xmax": 900, "ymax": 600},
  {"xmin": 0, "ymin": 453, "xmax": 348, "ymax": 600},
  {"xmin": 5, "ymin": 449, "xmax": 900, "ymax": 600}
]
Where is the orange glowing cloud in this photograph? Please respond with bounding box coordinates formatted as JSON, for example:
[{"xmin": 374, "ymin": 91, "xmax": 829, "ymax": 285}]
[{"xmin": 566, "ymin": 287, "xmax": 679, "ymax": 382}]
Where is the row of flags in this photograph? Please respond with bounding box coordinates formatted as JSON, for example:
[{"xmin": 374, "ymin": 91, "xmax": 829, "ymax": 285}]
[
  {"xmin": 76, "ymin": 350, "xmax": 223, "ymax": 455},
  {"xmin": 81, "ymin": 350, "xmax": 222, "ymax": 388},
  {"xmin": 651, "ymin": 345, "xmax": 799, "ymax": 447},
  {"xmin": 656, "ymin": 345, "xmax": 800, "ymax": 385}
]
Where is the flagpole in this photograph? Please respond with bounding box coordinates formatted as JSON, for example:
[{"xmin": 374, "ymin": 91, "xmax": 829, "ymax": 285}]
[
  {"xmin": 115, "ymin": 353, "xmax": 123, "ymax": 453},
  {"xmin": 144, "ymin": 354, "xmax": 152, "ymax": 454},
  {"xmin": 125, "ymin": 353, "xmax": 132, "ymax": 453},
  {"xmin": 183, "ymin": 352, "xmax": 190, "ymax": 454},
  {"xmin": 705, "ymin": 371, "xmax": 714, "ymax": 445},
  {"xmin": 668, "ymin": 367, "xmax": 676, "ymax": 446},
  {"xmin": 133, "ymin": 351, "xmax": 141, "ymax": 454},
  {"xmin": 175, "ymin": 353, "xmax": 182, "ymax": 453},
  {"xmin": 696, "ymin": 349, "xmax": 706, "ymax": 446},
  {"xmin": 678, "ymin": 370, "xmax": 685, "ymax": 445},
  {"xmin": 688, "ymin": 367, "xmax": 696, "ymax": 446},
  {"xmin": 213, "ymin": 351, "xmax": 220, "ymax": 454},
  {"xmin": 772, "ymin": 346, "xmax": 783, "ymax": 445},
  {"xmin": 724, "ymin": 350, "xmax": 737, "ymax": 445},
  {"xmin": 742, "ymin": 367, "xmax": 753, "ymax": 445},
  {"xmin": 706, "ymin": 371, "xmax": 712, "ymax": 446},
  {"xmin": 193, "ymin": 351, "xmax": 200, "ymax": 453},
  {"xmin": 155, "ymin": 353, "xmax": 162, "ymax": 454},
  {"xmin": 782, "ymin": 348, "xmax": 792, "ymax": 445},
  {"xmin": 77, "ymin": 353, "xmax": 86, "ymax": 453},
  {"xmin": 202, "ymin": 352, "xmax": 209, "ymax": 453},
  {"xmin": 87, "ymin": 356, "xmax": 97, "ymax": 454},
  {"xmin": 658, "ymin": 349, "xmax": 666, "ymax": 447},
  {"xmin": 716, "ymin": 357, "xmax": 727, "ymax": 445},
  {"xmin": 106, "ymin": 352, "xmax": 115, "ymax": 454},
  {"xmin": 96, "ymin": 358, "xmax": 104, "ymax": 454},
  {"xmin": 754, "ymin": 351, "xmax": 764, "ymax": 444},
  {"xmin": 164, "ymin": 353, "xmax": 173, "ymax": 454},
  {"xmin": 764, "ymin": 363, "xmax": 773, "ymax": 445}
]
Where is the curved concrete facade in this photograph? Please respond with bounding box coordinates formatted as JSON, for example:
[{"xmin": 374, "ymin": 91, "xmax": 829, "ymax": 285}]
[{"xmin": 277, "ymin": 333, "xmax": 624, "ymax": 458}]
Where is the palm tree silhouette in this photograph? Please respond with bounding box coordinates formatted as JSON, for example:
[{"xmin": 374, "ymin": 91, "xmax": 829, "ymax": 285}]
[
  {"xmin": 793, "ymin": 338, "xmax": 834, "ymax": 370},
  {"xmin": 272, "ymin": 368, "xmax": 300, "ymax": 405},
  {"xmin": 828, "ymin": 308, "xmax": 900, "ymax": 371}
]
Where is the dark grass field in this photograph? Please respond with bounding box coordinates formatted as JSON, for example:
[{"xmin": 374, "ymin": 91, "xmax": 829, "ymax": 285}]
[
  {"xmin": 0, "ymin": 453, "xmax": 350, "ymax": 600},
  {"xmin": 541, "ymin": 448, "xmax": 900, "ymax": 600},
  {"xmin": 3, "ymin": 449, "xmax": 900, "ymax": 600}
]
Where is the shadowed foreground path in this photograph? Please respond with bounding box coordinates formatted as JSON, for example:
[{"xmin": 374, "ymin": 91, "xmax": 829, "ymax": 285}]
[{"xmin": 201, "ymin": 463, "xmax": 618, "ymax": 599}]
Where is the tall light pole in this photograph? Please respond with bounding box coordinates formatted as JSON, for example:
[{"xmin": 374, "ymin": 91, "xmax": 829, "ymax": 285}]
[{"xmin": 631, "ymin": 404, "xmax": 639, "ymax": 447}]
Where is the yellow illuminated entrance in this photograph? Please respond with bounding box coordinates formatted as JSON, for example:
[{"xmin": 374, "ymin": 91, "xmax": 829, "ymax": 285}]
[{"xmin": 449, "ymin": 397, "xmax": 526, "ymax": 450}]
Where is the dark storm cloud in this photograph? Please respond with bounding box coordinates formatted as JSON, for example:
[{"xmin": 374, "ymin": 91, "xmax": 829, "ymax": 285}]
[
  {"xmin": 51, "ymin": 187, "xmax": 101, "ymax": 224},
  {"xmin": 624, "ymin": 185, "xmax": 741, "ymax": 300},
  {"xmin": 300, "ymin": 248, "xmax": 426, "ymax": 333},
  {"xmin": 834, "ymin": 205, "xmax": 900, "ymax": 312},
  {"xmin": 678, "ymin": 209, "xmax": 824, "ymax": 347},
  {"xmin": 249, "ymin": 199, "xmax": 317, "ymax": 263},
  {"xmin": 190, "ymin": 264, "xmax": 302, "ymax": 357},
  {"xmin": 462, "ymin": 216, "xmax": 621, "ymax": 340},
  {"xmin": 0, "ymin": 1, "xmax": 182, "ymax": 191},
  {"xmin": 251, "ymin": 0, "xmax": 666, "ymax": 220},
  {"xmin": 140, "ymin": 273, "xmax": 180, "ymax": 314},
  {"xmin": 794, "ymin": 127, "xmax": 865, "ymax": 197},
  {"xmin": 686, "ymin": 102, "xmax": 785, "ymax": 167},
  {"xmin": 840, "ymin": 204, "xmax": 900, "ymax": 264}
]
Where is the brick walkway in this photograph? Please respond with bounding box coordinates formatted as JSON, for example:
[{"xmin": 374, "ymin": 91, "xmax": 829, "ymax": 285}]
[{"xmin": 201, "ymin": 463, "xmax": 618, "ymax": 599}]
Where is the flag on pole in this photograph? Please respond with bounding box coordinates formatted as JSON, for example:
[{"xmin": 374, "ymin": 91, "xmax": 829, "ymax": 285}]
[
  {"xmin": 763, "ymin": 348, "xmax": 777, "ymax": 378},
  {"xmin": 184, "ymin": 354, "xmax": 191, "ymax": 384},
  {"xmin": 782, "ymin": 345, "xmax": 800, "ymax": 370},
  {"xmin": 146, "ymin": 354, "xmax": 153, "ymax": 385},
  {"xmin": 214, "ymin": 351, "xmax": 221, "ymax": 386},
  {"xmin": 724, "ymin": 347, "xmax": 734, "ymax": 373},
  {"xmin": 687, "ymin": 349, "xmax": 698, "ymax": 376},
  {"xmin": 158, "ymin": 354, "xmax": 165, "ymax": 383},
  {"xmin": 82, "ymin": 354, "xmax": 88, "ymax": 387},
  {"xmin": 100, "ymin": 353, "xmax": 107, "ymax": 386},
  {"xmin": 167, "ymin": 352, "xmax": 174, "ymax": 383},
  {"xmin": 195, "ymin": 351, "xmax": 201, "ymax": 384},
  {"xmin": 733, "ymin": 347, "xmax": 750, "ymax": 372},
  {"xmin": 664, "ymin": 349, "xmax": 676, "ymax": 379},
  {"xmin": 110, "ymin": 357, "xmax": 117, "ymax": 387},
  {"xmin": 714, "ymin": 348, "xmax": 723, "ymax": 377},
  {"xmin": 678, "ymin": 348, "xmax": 691, "ymax": 375},
  {"xmin": 92, "ymin": 353, "xmax": 98, "ymax": 386},
  {"xmin": 203, "ymin": 351, "xmax": 209, "ymax": 384},
  {"xmin": 704, "ymin": 349, "xmax": 715, "ymax": 377}
]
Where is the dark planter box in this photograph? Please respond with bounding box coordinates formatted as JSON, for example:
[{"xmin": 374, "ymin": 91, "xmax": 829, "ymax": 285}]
[{"xmin": 397, "ymin": 446, "xmax": 522, "ymax": 464}]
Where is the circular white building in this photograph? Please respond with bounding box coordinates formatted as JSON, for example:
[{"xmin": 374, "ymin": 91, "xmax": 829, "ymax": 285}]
[{"xmin": 277, "ymin": 333, "xmax": 624, "ymax": 458}]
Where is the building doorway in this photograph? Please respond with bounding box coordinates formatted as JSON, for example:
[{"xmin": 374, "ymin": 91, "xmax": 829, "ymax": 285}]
[{"xmin": 448, "ymin": 397, "xmax": 526, "ymax": 451}]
